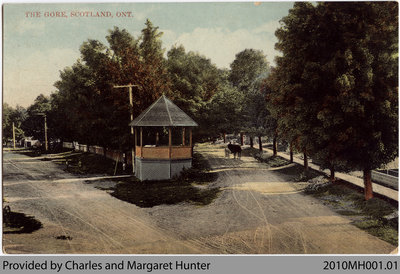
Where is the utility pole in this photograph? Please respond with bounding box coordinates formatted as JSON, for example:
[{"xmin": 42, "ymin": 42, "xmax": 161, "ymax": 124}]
[
  {"xmin": 36, "ymin": 113, "xmax": 48, "ymax": 151},
  {"xmin": 113, "ymin": 83, "xmax": 139, "ymax": 174},
  {"xmin": 12, "ymin": 122, "xmax": 16, "ymax": 149},
  {"xmin": 44, "ymin": 115, "xmax": 48, "ymax": 151}
]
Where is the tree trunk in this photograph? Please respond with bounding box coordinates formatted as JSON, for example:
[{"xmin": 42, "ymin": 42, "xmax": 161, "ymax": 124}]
[
  {"xmin": 250, "ymin": 137, "xmax": 253, "ymax": 148},
  {"xmin": 363, "ymin": 169, "xmax": 373, "ymax": 200},
  {"xmin": 303, "ymin": 153, "xmax": 308, "ymax": 173},
  {"xmin": 240, "ymin": 133, "xmax": 244, "ymax": 146},
  {"xmin": 103, "ymin": 147, "xmax": 107, "ymax": 157},
  {"xmin": 273, "ymin": 137, "xmax": 277, "ymax": 156},
  {"xmin": 258, "ymin": 136, "xmax": 263, "ymax": 151},
  {"xmin": 223, "ymin": 133, "xmax": 226, "ymax": 143},
  {"xmin": 330, "ymin": 168, "xmax": 335, "ymax": 183},
  {"xmin": 289, "ymin": 143, "xmax": 293, "ymax": 163}
]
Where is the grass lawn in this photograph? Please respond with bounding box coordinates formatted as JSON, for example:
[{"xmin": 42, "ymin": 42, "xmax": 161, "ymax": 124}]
[
  {"xmin": 305, "ymin": 180, "xmax": 398, "ymax": 246},
  {"xmin": 104, "ymin": 177, "xmax": 220, "ymax": 208},
  {"xmin": 87, "ymin": 152, "xmax": 220, "ymax": 208},
  {"xmin": 44, "ymin": 150, "xmax": 121, "ymax": 175}
]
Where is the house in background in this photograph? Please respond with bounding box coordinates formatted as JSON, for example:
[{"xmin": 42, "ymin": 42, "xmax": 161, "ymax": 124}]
[
  {"xmin": 130, "ymin": 95, "xmax": 198, "ymax": 181},
  {"xmin": 23, "ymin": 137, "xmax": 41, "ymax": 148}
]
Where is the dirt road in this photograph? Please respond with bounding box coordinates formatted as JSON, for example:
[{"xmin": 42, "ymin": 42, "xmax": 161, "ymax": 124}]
[
  {"xmin": 143, "ymin": 144, "xmax": 396, "ymax": 254},
  {"xmin": 2, "ymin": 146, "xmax": 396, "ymax": 254},
  {"xmin": 2, "ymin": 151, "xmax": 210, "ymax": 254}
]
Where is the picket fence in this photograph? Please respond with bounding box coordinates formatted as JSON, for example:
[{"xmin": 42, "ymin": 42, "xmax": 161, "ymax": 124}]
[{"xmin": 62, "ymin": 142, "xmax": 132, "ymax": 164}]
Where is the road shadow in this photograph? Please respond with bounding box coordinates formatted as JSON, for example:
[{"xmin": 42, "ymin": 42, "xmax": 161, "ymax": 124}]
[
  {"xmin": 94, "ymin": 152, "xmax": 220, "ymax": 208},
  {"xmin": 270, "ymin": 163, "xmax": 323, "ymax": 181},
  {"xmin": 105, "ymin": 179, "xmax": 220, "ymax": 208},
  {"xmin": 3, "ymin": 208, "xmax": 42, "ymax": 234}
]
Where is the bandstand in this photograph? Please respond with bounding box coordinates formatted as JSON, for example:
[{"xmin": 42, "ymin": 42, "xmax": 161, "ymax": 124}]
[{"xmin": 129, "ymin": 95, "xmax": 198, "ymax": 181}]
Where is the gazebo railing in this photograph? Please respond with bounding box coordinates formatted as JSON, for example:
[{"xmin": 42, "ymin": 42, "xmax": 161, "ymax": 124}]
[{"xmin": 136, "ymin": 145, "xmax": 192, "ymax": 160}]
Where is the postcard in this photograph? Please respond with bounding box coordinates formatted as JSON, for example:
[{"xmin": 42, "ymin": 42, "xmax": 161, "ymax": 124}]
[{"xmin": 2, "ymin": 1, "xmax": 398, "ymax": 270}]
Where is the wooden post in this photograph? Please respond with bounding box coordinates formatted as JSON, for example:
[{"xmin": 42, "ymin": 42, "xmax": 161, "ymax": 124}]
[
  {"xmin": 12, "ymin": 122, "xmax": 16, "ymax": 149},
  {"xmin": 134, "ymin": 128, "xmax": 137, "ymax": 159},
  {"xmin": 169, "ymin": 127, "xmax": 172, "ymax": 159},
  {"xmin": 182, "ymin": 128, "xmax": 185, "ymax": 146},
  {"xmin": 189, "ymin": 128, "xmax": 192, "ymax": 147},
  {"xmin": 140, "ymin": 127, "xmax": 143, "ymax": 148},
  {"xmin": 273, "ymin": 136, "xmax": 277, "ymax": 156},
  {"xmin": 128, "ymin": 85, "xmax": 134, "ymax": 172},
  {"xmin": 189, "ymin": 128, "xmax": 193, "ymax": 157},
  {"xmin": 44, "ymin": 115, "xmax": 48, "ymax": 151},
  {"xmin": 304, "ymin": 152, "xmax": 309, "ymax": 173},
  {"xmin": 113, "ymin": 83, "xmax": 140, "ymax": 173},
  {"xmin": 135, "ymin": 128, "xmax": 137, "ymax": 147},
  {"xmin": 330, "ymin": 167, "xmax": 335, "ymax": 183},
  {"xmin": 289, "ymin": 143, "xmax": 293, "ymax": 163},
  {"xmin": 128, "ymin": 86, "xmax": 134, "ymax": 135}
]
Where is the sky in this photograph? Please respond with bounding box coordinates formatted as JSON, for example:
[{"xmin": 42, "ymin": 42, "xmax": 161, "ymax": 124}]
[{"xmin": 3, "ymin": 2, "xmax": 294, "ymax": 108}]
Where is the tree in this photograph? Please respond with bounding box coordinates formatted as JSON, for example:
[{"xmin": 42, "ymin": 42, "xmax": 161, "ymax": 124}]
[
  {"xmin": 242, "ymin": 89, "xmax": 275, "ymax": 152},
  {"xmin": 205, "ymin": 83, "xmax": 245, "ymax": 140},
  {"xmin": 52, "ymin": 61, "xmax": 99, "ymax": 145},
  {"xmin": 266, "ymin": 65, "xmax": 305, "ymax": 164},
  {"xmin": 272, "ymin": 3, "xmax": 320, "ymax": 171},
  {"xmin": 166, "ymin": 45, "xmax": 225, "ymax": 140},
  {"xmin": 271, "ymin": 2, "xmax": 398, "ymax": 199},
  {"xmin": 52, "ymin": 21, "xmax": 171, "ymax": 151},
  {"xmin": 138, "ymin": 19, "xmax": 171, "ymax": 104},
  {"xmin": 322, "ymin": 2, "xmax": 398, "ymax": 199},
  {"xmin": 229, "ymin": 49, "xmax": 270, "ymax": 92},
  {"xmin": 229, "ymin": 49, "xmax": 272, "ymax": 150},
  {"xmin": 2, "ymin": 103, "xmax": 26, "ymax": 144},
  {"xmin": 22, "ymin": 94, "xmax": 51, "ymax": 142}
]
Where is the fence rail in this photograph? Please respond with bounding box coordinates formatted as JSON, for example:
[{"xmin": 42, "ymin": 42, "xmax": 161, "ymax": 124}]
[
  {"xmin": 62, "ymin": 142, "xmax": 132, "ymax": 164},
  {"xmin": 371, "ymin": 170, "xmax": 398, "ymax": 190}
]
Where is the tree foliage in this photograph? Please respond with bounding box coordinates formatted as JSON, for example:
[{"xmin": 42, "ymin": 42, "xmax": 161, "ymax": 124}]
[
  {"xmin": 205, "ymin": 83, "xmax": 244, "ymax": 139},
  {"xmin": 269, "ymin": 2, "xmax": 398, "ymax": 198},
  {"xmin": 229, "ymin": 49, "xmax": 273, "ymax": 148},
  {"xmin": 229, "ymin": 49, "xmax": 270, "ymax": 92},
  {"xmin": 22, "ymin": 94, "xmax": 51, "ymax": 142},
  {"xmin": 51, "ymin": 20, "xmax": 170, "ymax": 150},
  {"xmin": 166, "ymin": 45, "xmax": 226, "ymax": 140},
  {"xmin": 2, "ymin": 103, "xmax": 26, "ymax": 144}
]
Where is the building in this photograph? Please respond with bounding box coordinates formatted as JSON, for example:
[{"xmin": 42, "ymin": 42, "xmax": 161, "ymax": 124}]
[
  {"xmin": 23, "ymin": 137, "xmax": 41, "ymax": 148},
  {"xmin": 129, "ymin": 95, "xmax": 198, "ymax": 181}
]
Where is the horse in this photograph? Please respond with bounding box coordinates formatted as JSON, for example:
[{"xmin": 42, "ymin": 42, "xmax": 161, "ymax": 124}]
[{"xmin": 227, "ymin": 142, "xmax": 242, "ymax": 159}]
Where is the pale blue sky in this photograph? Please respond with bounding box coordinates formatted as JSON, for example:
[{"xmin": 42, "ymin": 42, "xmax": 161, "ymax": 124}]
[{"xmin": 3, "ymin": 2, "xmax": 294, "ymax": 107}]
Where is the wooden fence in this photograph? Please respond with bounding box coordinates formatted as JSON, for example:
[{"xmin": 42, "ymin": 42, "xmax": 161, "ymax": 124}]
[
  {"xmin": 372, "ymin": 171, "xmax": 398, "ymax": 190},
  {"xmin": 62, "ymin": 142, "xmax": 132, "ymax": 164}
]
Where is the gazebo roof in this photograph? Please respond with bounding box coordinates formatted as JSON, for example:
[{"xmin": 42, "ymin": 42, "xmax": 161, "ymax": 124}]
[{"xmin": 129, "ymin": 95, "xmax": 198, "ymax": 127}]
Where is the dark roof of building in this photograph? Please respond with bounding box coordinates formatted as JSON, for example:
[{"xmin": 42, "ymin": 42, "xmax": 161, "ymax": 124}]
[{"xmin": 129, "ymin": 95, "xmax": 198, "ymax": 127}]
